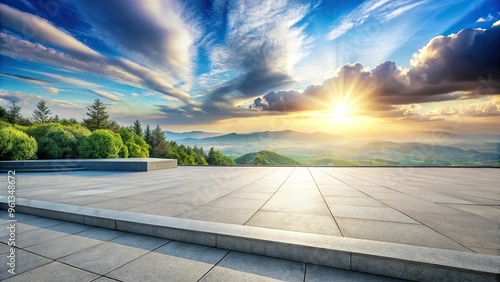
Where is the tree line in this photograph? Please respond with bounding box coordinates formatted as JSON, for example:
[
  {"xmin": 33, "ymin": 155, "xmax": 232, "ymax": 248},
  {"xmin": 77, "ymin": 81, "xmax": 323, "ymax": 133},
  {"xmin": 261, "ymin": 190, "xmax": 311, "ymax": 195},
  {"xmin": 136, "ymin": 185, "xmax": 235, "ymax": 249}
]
[{"xmin": 0, "ymin": 99, "xmax": 234, "ymax": 165}]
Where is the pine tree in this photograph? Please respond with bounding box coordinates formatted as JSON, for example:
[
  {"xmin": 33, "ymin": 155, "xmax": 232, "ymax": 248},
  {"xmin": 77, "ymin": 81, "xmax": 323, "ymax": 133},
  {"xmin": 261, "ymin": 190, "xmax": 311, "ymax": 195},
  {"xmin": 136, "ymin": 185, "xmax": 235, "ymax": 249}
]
[
  {"xmin": 82, "ymin": 99, "xmax": 110, "ymax": 130},
  {"xmin": 152, "ymin": 124, "xmax": 166, "ymax": 146},
  {"xmin": 0, "ymin": 106, "xmax": 8, "ymax": 122},
  {"xmin": 32, "ymin": 99, "xmax": 52, "ymax": 123},
  {"xmin": 151, "ymin": 124, "xmax": 169, "ymax": 157},
  {"xmin": 144, "ymin": 124, "xmax": 152, "ymax": 146},
  {"xmin": 132, "ymin": 119, "xmax": 143, "ymax": 137},
  {"xmin": 7, "ymin": 102, "xmax": 22, "ymax": 124}
]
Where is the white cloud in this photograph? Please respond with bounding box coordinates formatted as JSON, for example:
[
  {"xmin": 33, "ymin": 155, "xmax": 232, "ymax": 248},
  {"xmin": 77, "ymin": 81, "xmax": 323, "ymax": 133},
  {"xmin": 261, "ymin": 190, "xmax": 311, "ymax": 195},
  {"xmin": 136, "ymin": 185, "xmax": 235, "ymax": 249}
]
[
  {"xmin": 0, "ymin": 5, "xmax": 193, "ymax": 105},
  {"xmin": 77, "ymin": 0, "xmax": 197, "ymax": 82},
  {"xmin": 204, "ymin": 0, "xmax": 312, "ymax": 103},
  {"xmin": 87, "ymin": 89, "xmax": 122, "ymax": 102},
  {"xmin": 0, "ymin": 3, "xmax": 101, "ymax": 58},
  {"xmin": 50, "ymin": 99, "xmax": 81, "ymax": 109},
  {"xmin": 326, "ymin": 0, "xmax": 427, "ymax": 40},
  {"xmin": 46, "ymin": 87, "xmax": 59, "ymax": 94},
  {"xmin": 493, "ymin": 20, "xmax": 500, "ymax": 27},
  {"xmin": 476, "ymin": 14, "xmax": 494, "ymax": 23}
]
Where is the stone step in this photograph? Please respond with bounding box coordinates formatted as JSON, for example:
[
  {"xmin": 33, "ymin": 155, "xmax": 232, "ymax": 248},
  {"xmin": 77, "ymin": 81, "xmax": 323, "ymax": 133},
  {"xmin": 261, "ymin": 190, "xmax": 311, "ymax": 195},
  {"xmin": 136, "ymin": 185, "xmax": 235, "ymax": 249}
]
[{"xmin": 1, "ymin": 197, "xmax": 498, "ymax": 282}]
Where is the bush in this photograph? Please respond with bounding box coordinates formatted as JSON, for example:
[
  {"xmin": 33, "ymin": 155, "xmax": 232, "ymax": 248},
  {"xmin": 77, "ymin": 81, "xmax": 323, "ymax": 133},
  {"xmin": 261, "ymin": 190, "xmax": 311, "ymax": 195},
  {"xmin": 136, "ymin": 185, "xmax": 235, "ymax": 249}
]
[
  {"xmin": 62, "ymin": 124, "xmax": 91, "ymax": 143},
  {"xmin": 119, "ymin": 128, "xmax": 149, "ymax": 158},
  {"xmin": 0, "ymin": 127, "xmax": 37, "ymax": 160},
  {"xmin": 78, "ymin": 129, "xmax": 124, "ymax": 158},
  {"xmin": 38, "ymin": 129, "xmax": 77, "ymax": 159},
  {"xmin": 23, "ymin": 123, "xmax": 63, "ymax": 141}
]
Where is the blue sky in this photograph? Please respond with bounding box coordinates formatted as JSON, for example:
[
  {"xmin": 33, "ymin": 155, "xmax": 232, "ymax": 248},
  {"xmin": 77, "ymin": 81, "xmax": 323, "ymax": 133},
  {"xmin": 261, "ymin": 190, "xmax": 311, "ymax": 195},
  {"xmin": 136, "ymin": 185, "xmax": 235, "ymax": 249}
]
[{"xmin": 0, "ymin": 0, "xmax": 499, "ymax": 134}]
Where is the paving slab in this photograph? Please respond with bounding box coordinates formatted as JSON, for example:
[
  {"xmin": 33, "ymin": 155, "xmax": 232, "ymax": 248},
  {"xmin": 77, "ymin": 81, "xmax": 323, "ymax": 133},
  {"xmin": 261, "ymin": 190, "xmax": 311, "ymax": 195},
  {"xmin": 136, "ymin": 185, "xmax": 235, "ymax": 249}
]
[
  {"xmin": 246, "ymin": 210, "xmax": 342, "ymax": 236},
  {"xmin": 200, "ymin": 251, "xmax": 305, "ymax": 282},
  {"xmin": 336, "ymin": 217, "xmax": 472, "ymax": 252},
  {"xmin": 305, "ymin": 264, "xmax": 404, "ymax": 282},
  {"xmin": 0, "ymin": 249, "xmax": 52, "ymax": 280},
  {"xmin": 59, "ymin": 233, "xmax": 169, "ymax": 274},
  {"xmin": 2, "ymin": 261, "xmax": 99, "ymax": 282},
  {"xmin": 107, "ymin": 241, "xmax": 228, "ymax": 282}
]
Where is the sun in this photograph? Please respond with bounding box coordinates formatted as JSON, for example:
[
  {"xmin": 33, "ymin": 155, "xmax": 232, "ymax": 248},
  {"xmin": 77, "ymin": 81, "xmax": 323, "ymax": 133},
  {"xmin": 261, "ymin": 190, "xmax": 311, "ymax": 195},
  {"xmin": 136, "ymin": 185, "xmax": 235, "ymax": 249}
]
[{"xmin": 332, "ymin": 102, "xmax": 350, "ymax": 118}]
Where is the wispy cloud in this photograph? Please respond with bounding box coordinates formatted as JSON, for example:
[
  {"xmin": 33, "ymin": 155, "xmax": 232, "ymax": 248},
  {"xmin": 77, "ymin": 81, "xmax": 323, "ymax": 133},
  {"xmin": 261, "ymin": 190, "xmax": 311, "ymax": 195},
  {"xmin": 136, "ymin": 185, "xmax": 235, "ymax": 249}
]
[
  {"xmin": 76, "ymin": 0, "xmax": 198, "ymax": 82},
  {"xmin": 0, "ymin": 72, "xmax": 50, "ymax": 84},
  {"xmin": 46, "ymin": 87, "xmax": 59, "ymax": 95},
  {"xmin": 477, "ymin": 13, "xmax": 494, "ymax": 23},
  {"xmin": 326, "ymin": 0, "xmax": 426, "ymax": 41},
  {"xmin": 0, "ymin": 4, "xmax": 192, "ymax": 105},
  {"xmin": 87, "ymin": 89, "xmax": 122, "ymax": 102},
  {"xmin": 205, "ymin": 0, "xmax": 312, "ymax": 104}
]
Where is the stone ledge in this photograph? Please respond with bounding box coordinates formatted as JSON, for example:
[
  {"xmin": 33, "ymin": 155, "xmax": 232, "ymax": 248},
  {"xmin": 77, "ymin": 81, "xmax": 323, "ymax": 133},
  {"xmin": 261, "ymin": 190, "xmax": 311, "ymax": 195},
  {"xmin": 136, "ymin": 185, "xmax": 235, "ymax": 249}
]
[
  {"xmin": 0, "ymin": 158, "xmax": 177, "ymax": 172},
  {"xmin": 1, "ymin": 196, "xmax": 498, "ymax": 281}
]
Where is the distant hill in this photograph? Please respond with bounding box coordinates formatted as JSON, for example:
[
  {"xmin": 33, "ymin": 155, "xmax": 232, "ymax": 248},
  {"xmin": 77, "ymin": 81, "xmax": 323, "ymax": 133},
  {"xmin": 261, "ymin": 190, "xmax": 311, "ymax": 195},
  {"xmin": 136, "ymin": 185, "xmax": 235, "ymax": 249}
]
[
  {"xmin": 164, "ymin": 131, "xmax": 223, "ymax": 141},
  {"xmin": 180, "ymin": 130, "xmax": 346, "ymax": 144},
  {"xmin": 235, "ymin": 150, "xmax": 301, "ymax": 165}
]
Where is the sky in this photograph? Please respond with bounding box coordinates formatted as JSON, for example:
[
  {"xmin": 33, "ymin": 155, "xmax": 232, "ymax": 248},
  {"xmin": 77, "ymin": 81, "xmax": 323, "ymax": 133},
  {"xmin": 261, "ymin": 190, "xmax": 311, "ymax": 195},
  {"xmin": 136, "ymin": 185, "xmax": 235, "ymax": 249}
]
[{"xmin": 0, "ymin": 0, "xmax": 499, "ymax": 136}]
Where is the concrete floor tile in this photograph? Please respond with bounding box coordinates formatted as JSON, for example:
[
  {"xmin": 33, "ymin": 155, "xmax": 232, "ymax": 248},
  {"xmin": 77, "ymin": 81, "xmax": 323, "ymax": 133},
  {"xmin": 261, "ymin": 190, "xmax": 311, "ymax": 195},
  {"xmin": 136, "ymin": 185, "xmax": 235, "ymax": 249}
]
[
  {"xmin": 59, "ymin": 234, "xmax": 168, "ymax": 274},
  {"xmin": 404, "ymin": 212, "xmax": 500, "ymax": 250},
  {"xmin": 207, "ymin": 197, "xmax": 268, "ymax": 210},
  {"xmin": 25, "ymin": 228, "xmax": 126, "ymax": 259},
  {"xmin": 246, "ymin": 211, "xmax": 342, "ymax": 236},
  {"xmin": 445, "ymin": 204, "xmax": 500, "ymax": 222},
  {"xmin": 226, "ymin": 191, "xmax": 274, "ymax": 200},
  {"xmin": 324, "ymin": 196, "xmax": 386, "ymax": 207},
  {"xmin": 328, "ymin": 205, "xmax": 417, "ymax": 224},
  {"xmin": 85, "ymin": 198, "xmax": 149, "ymax": 211},
  {"xmin": 261, "ymin": 200, "xmax": 331, "ymax": 216},
  {"xmin": 0, "ymin": 249, "xmax": 52, "ymax": 280},
  {"xmin": 125, "ymin": 201, "xmax": 196, "ymax": 217},
  {"xmin": 107, "ymin": 241, "xmax": 228, "ymax": 282},
  {"xmin": 3, "ymin": 261, "xmax": 99, "ymax": 282},
  {"xmin": 178, "ymin": 206, "xmax": 257, "ymax": 224},
  {"xmin": 201, "ymin": 251, "xmax": 305, "ymax": 282},
  {"xmin": 305, "ymin": 264, "xmax": 404, "ymax": 281},
  {"xmin": 336, "ymin": 217, "xmax": 472, "ymax": 252}
]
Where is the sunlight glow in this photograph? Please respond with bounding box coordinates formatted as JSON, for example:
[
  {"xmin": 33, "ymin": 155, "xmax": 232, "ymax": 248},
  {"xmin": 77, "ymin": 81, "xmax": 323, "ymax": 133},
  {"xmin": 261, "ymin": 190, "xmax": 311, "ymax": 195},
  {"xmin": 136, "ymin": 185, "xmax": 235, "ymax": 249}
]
[{"xmin": 332, "ymin": 102, "xmax": 350, "ymax": 118}]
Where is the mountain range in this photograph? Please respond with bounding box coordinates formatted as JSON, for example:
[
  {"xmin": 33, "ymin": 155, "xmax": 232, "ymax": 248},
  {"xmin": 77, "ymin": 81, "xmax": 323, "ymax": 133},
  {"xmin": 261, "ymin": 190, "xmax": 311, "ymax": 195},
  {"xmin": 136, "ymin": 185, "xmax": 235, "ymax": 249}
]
[{"xmin": 163, "ymin": 130, "xmax": 500, "ymax": 166}]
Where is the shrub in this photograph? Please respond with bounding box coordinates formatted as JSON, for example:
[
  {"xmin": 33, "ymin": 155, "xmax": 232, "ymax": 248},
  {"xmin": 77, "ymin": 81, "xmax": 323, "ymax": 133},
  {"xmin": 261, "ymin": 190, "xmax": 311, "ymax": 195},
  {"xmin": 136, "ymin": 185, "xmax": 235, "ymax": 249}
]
[
  {"xmin": 119, "ymin": 128, "xmax": 149, "ymax": 158},
  {"xmin": 62, "ymin": 124, "xmax": 91, "ymax": 143},
  {"xmin": 23, "ymin": 123, "xmax": 64, "ymax": 141},
  {"xmin": 38, "ymin": 129, "xmax": 77, "ymax": 159},
  {"xmin": 78, "ymin": 129, "xmax": 124, "ymax": 158},
  {"xmin": 0, "ymin": 127, "xmax": 37, "ymax": 160}
]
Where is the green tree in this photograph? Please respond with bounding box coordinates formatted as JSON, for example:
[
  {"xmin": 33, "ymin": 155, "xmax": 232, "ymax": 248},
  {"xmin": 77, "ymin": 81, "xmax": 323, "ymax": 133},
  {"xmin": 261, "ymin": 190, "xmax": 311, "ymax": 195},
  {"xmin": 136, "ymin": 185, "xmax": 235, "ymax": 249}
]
[
  {"xmin": 7, "ymin": 102, "xmax": 22, "ymax": 124},
  {"xmin": 206, "ymin": 147, "xmax": 235, "ymax": 165},
  {"xmin": 132, "ymin": 119, "xmax": 143, "ymax": 137},
  {"xmin": 144, "ymin": 124, "xmax": 152, "ymax": 146},
  {"xmin": 0, "ymin": 127, "xmax": 37, "ymax": 160},
  {"xmin": 77, "ymin": 129, "xmax": 124, "ymax": 158},
  {"xmin": 38, "ymin": 128, "xmax": 77, "ymax": 159},
  {"xmin": 32, "ymin": 99, "xmax": 52, "ymax": 123},
  {"xmin": 82, "ymin": 99, "xmax": 111, "ymax": 131},
  {"xmin": 60, "ymin": 118, "xmax": 79, "ymax": 125},
  {"xmin": 0, "ymin": 106, "xmax": 8, "ymax": 122},
  {"xmin": 150, "ymin": 124, "xmax": 168, "ymax": 157}
]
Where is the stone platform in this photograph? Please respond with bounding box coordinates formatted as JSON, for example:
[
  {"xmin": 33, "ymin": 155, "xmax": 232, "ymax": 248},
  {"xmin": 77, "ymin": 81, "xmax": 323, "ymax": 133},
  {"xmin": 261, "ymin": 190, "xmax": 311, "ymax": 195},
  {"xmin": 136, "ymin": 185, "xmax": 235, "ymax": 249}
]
[
  {"xmin": 0, "ymin": 167, "xmax": 499, "ymax": 280},
  {"xmin": 0, "ymin": 158, "xmax": 177, "ymax": 172}
]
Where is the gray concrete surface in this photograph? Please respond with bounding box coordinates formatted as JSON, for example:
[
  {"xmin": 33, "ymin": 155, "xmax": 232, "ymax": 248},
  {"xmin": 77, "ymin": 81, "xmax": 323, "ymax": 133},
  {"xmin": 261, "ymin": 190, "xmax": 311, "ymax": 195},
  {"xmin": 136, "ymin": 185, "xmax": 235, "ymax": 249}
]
[
  {"xmin": 2, "ymin": 166, "xmax": 498, "ymax": 255},
  {"xmin": 0, "ymin": 212, "xmax": 403, "ymax": 281}
]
